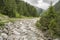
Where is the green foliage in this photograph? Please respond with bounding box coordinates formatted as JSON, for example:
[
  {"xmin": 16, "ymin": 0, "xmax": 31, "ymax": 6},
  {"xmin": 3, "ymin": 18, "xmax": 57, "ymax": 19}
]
[
  {"xmin": 36, "ymin": 4, "xmax": 60, "ymax": 39},
  {"xmin": 0, "ymin": 0, "xmax": 39, "ymax": 17},
  {"xmin": 15, "ymin": 12, "xmax": 20, "ymax": 18},
  {"xmin": 0, "ymin": 22, "xmax": 5, "ymax": 29},
  {"xmin": 36, "ymin": 20, "xmax": 41, "ymax": 28},
  {"xmin": 55, "ymin": 1, "xmax": 60, "ymax": 12}
]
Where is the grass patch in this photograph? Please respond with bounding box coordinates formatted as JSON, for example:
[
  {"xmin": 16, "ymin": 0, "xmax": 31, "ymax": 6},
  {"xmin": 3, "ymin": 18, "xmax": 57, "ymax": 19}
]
[
  {"xmin": 0, "ymin": 21, "xmax": 5, "ymax": 29},
  {"xmin": 0, "ymin": 13, "xmax": 39, "ymax": 29}
]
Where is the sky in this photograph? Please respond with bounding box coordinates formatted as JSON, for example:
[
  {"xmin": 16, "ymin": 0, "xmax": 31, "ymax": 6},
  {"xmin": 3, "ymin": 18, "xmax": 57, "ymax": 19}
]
[{"xmin": 23, "ymin": 0, "xmax": 59, "ymax": 10}]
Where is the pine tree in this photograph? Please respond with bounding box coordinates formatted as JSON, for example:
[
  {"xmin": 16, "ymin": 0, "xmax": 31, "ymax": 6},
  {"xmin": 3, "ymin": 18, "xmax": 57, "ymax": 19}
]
[
  {"xmin": 0, "ymin": 0, "xmax": 39, "ymax": 17},
  {"xmin": 3, "ymin": 0, "xmax": 17, "ymax": 17},
  {"xmin": 36, "ymin": 2, "xmax": 60, "ymax": 39},
  {"xmin": 0, "ymin": 0, "xmax": 5, "ymax": 13}
]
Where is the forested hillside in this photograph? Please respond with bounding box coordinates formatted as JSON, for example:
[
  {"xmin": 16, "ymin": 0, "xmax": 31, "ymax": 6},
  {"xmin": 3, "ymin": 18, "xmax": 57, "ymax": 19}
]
[
  {"xmin": 54, "ymin": 1, "xmax": 60, "ymax": 28},
  {"xmin": 0, "ymin": 0, "xmax": 39, "ymax": 18},
  {"xmin": 55, "ymin": 1, "xmax": 60, "ymax": 13}
]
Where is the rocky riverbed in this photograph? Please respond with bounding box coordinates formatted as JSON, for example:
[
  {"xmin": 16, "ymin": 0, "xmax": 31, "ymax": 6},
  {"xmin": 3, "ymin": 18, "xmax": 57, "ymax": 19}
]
[{"xmin": 0, "ymin": 18, "xmax": 59, "ymax": 40}]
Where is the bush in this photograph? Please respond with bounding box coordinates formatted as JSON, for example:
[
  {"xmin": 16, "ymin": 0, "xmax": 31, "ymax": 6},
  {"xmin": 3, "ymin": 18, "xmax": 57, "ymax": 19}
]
[{"xmin": 15, "ymin": 12, "xmax": 20, "ymax": 18}]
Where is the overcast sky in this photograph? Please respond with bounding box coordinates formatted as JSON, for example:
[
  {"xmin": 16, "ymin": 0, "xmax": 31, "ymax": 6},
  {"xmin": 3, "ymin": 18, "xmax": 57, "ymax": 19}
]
[{"xmin": 23, "ymin": 0, "xmax": 59, "ymax": 10}]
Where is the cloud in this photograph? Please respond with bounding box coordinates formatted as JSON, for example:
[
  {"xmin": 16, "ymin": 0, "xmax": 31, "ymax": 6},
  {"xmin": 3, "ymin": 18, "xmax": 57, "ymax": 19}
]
[
  {"xmin": 37, "ymin": 0, "xmax": 50, "ymax": 10},
  {"xmin": 23, "ymin": 0, "xmax": 59, "ymax": 10}
]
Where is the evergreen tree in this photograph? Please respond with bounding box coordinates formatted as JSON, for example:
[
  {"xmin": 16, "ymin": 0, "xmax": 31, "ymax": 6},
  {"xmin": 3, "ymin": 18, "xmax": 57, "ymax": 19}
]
[
  {"xmin": 36, "ymin": 2, "xmax": 60, "ymax": 39},
  {"xmin": 0, "ymin": 0, "xmax": 39, "ymax": 17},
  {"xmin": 3, "ymin": 0, "xmax": 17, "ymax": 17},
  {"xmin": 0, "ymin": 0, "xmax": 5, "ymax": 13}
]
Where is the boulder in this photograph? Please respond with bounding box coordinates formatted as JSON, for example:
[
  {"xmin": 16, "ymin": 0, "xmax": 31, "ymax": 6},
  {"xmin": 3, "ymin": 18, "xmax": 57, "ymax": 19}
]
[{"xmin": 1, "ymin": 33, "xmax": 8, "ymax": 39}]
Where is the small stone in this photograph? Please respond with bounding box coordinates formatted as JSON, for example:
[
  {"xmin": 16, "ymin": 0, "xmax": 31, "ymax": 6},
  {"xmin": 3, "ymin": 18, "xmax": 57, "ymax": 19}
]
[
  {"xmin": 12, "ymin": 30, "xmax": 20, "ymax": 35},
  {"xmin": 54, "ymin": 38, "xmax": 60, "ymax": 40},
  {"xmin": 0, "ymin": 30, "xmax": 2, "ymax": 33},
  {"xmin": 0, "ymin": 36, "xmax": 3, "ymax": 40},
  {"xmin": 1, "ymin": 33, "xmax": 8, "ymax": 39},
  {"xmin": 3, "ymin": 28, "xmax": 8, "ymax": 34}
]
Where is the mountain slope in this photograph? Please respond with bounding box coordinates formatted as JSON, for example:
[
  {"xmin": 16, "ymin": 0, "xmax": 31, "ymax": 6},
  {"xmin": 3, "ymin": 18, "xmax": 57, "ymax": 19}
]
[
  {"xmin": 0, "ymin": 0, "xmax": 39, "ymax": 17},
  {"xmin": 54, "ymin": 1, "xmax": 60, "ymax": 29},
  {"xmin": 55, "ymin": 1, "xmax": 60, "ymax": 13}
]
